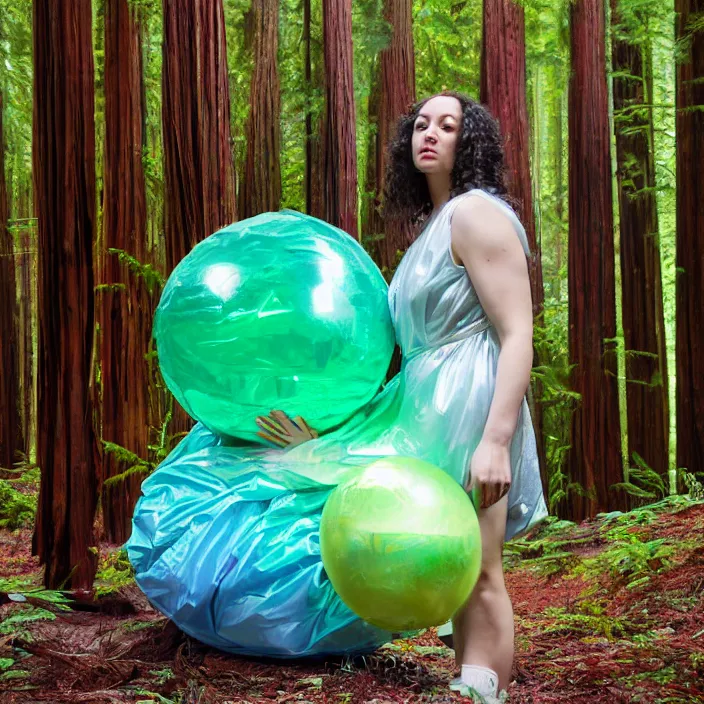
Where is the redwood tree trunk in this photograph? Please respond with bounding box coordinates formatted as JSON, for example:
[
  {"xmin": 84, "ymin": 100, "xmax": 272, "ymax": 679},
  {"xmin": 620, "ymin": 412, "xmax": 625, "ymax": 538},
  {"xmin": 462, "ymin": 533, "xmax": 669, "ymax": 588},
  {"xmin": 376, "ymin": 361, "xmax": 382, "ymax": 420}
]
[
  {"xmin": 364, "ymin": 0, "xmax": 415, "ymax": 271},
  {"xmin": 567, "ymin": 0, "xmax": 623, "ymax": 519},
  {"xmin": 322, "ymin": 0, "xmax": 358, "ymax": 238},
  {"xmin": 481, "ymin": 0, "xmax": 543, "ymax": 320},
  {"xmin": 675, "ymin": 0, "xmax": 704, "ymax": 481},
  {"xmin": 481, "ymin": 0, "xmax": 547, "ymax": 487},
  {"xmin": 0, "ymin": 91, "xmax": 22, "ymax": 470},
  {"xmin": 100, "ymin": 0, "xmax": 151, "ymax": 543},
  {"xmin": 611, "ymin": 2, "xmax": 669, "ymax": 487},
  {"xmin": 32, "ymin": 0, "xmax": 99, "ymax": 588},
  {"xmin": 239, "ymin": 0, "xmax": 281, "ymax": 218},
  {"xmin": 162, "ymin": 0, "xmax": 237, "ymax": 434},
  {"xmin": 304, "ymin": 0, "xmax": 324, "ymax": 219},
  {"xmin": 162, "ymin": 0, "xmax": 237, "ymax": 271}
]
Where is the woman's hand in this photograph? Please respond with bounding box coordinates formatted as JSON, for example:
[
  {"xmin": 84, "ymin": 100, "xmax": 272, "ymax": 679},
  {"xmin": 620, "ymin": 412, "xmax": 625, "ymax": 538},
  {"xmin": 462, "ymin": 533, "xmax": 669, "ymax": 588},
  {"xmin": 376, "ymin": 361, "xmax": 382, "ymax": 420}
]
[
  {"xmin": 255, "ymin": 410, "xmax": 319, "ymax": 448},
  {"xmin": 466, "ymin": 437, "xmax": 511, "ymax": 510}
]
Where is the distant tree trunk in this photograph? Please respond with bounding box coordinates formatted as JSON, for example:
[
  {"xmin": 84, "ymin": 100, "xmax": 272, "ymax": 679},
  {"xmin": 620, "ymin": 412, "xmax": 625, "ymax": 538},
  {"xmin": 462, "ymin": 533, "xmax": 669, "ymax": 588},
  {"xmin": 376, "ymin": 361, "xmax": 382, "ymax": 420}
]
[
  {"xmin": 17, "ymin": 226, "xmax": 37, "ymax": 462},
  {"xmin": 611, "ymin": 1, "xmax": 669, "ymax": 488},
  {"xmin": 100, "ymin": 0, "xmax": 152, "ymax": 543},
  {"xmin": 675, "ymin": 0, "xmax": 704, "ymax": 481},
  {"xmin": 9, "ymin": 185, "xmax": 36, "ymax": 463},
  {"xmin": 239, "ymin": 0, "xmax": 281, "ymax": 218},
  {"xmin": 363, "ymin": 57, "xmax": 382, "ymax": 245},
  {"xmin": 162, "ymin": 0, "xmax": 237, "ymax": 434},
  {"xmin": 363, "ymin": 0, "xmax": 415, "ymax": 271},
  {"xmin": 321, "ymin": 0, "xmax": 358, "ymax": 238},
  {"xmin": 553, "ymin": 86, "xmax": 567, "ymax": 301},
  {"xmin": 0, "ymin": 91, "xmax": 22, "ymax": 471},
  {"xmin": 304, "ymin": 0, "xmax": 324, "ymax": 219},
  {"xmin": 566, "ymin": 0, "xmax": 623, "ymax": 520},
  {"xmin": 481, "ymin": 0, "xmax": 547, "ymax": 487},
  {"xmin": 32, "ymin": 0, "xmax": 99, "ymax": 588}
]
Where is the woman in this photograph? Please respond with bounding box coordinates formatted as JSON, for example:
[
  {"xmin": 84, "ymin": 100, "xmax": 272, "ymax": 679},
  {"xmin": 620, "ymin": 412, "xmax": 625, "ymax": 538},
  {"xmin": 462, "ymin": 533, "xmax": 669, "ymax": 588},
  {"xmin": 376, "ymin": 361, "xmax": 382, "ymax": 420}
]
[{"xmin": 257, "ymin": 92, "xmax": 548, "ymax": 701}]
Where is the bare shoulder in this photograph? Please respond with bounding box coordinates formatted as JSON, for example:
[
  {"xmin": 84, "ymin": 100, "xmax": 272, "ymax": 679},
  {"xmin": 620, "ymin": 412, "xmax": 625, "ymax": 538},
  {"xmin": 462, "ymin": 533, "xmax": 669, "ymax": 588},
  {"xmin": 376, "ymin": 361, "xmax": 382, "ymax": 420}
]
[{"xmin": 451, "ymin": 194, "xmax": 521, "ymax": 257}]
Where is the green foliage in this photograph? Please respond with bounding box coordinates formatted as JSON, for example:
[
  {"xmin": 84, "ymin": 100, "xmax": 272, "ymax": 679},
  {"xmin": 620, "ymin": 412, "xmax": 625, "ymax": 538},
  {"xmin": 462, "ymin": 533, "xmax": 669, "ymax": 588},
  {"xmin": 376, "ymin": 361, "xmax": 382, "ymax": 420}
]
[
  {"xmin": 532, "ymin": 304, "xmax": 579, "ymax": 512},
  {"xmin": 0, "ymin": 479, "xmax": 35, "ymax": 529},
  {"xmin": 414, "ymin": 0, "xmax": 482, "ymax": 100},
  {"xmin": 148, "ymin": 668, "xmax": 176, "ymax": 685},
  {"xmin": 139, "ymin": 0, "xmax": 166, "ymax": 260},
  {"xmin": 0, "ymin": 457, "xmax": 38, "ymax": 529},
  {"xmin": 101, "ymin": 442, "xmax": 152, "ymax": 491},
  {"xmin": 106, "ymin": 248, "xmax": 166, "ymax": 295},
  {"xmin": 225, "ymin": 0, "xmax": 255, "ymax": 189},
  {"xmin": 612, "ymin": 452, "xmax": 668, "ymax": 501},
  {"xmin": 101, "ymin": 384, "xmax": 183, "ymax": 494},
  {"xmin": 682, "ymin": 471, "xmax": 704, "ymax": 500},
  {"xmin": 0, "ymin": 607, "xmax": 57, "ymax": 637},
  {"xmin": 568, "ymin": 510, "xmax": 678, "ymax": 590},
  {"xmin": 541, "ymin": 604, "xmax": 630, "ymax": 640},
  {"xmin": 0, "ymin": 0, "xmax": 33, "ymax": 216},
  {"xmin": 279, "ymin": 0, "xmax": 315, "ymax": 212},
  {"xmin": 94, "ymin": 548, "xmax": 135, "ymax": 596}
]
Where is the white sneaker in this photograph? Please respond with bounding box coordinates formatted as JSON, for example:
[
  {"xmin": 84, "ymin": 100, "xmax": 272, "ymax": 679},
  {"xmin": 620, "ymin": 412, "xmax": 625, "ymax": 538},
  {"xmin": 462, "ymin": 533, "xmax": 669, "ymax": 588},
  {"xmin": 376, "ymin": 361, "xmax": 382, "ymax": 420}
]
[
  {"xmin": 448, "ymin": 665, "xmax": 502, "ymax": 702},
  {"xmin": 448, "ymin": 682, "xmax": 501, "ymax": 702}
]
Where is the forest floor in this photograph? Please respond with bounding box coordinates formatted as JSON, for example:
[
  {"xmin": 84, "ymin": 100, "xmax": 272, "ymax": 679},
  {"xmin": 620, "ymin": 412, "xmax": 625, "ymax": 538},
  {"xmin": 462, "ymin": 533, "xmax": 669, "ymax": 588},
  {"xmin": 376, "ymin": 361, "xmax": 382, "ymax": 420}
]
[{"xmin": 0, "ymin": 496, "xmax": 703, "ymax": 704}]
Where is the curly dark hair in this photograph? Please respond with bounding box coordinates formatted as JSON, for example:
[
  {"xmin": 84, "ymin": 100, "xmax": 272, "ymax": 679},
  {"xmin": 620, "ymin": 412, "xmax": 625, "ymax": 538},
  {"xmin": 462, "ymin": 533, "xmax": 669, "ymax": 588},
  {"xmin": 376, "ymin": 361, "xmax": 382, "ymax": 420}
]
[{"xmin": 382, "ymin": 91, "xmax": 508, "ymax": 223}]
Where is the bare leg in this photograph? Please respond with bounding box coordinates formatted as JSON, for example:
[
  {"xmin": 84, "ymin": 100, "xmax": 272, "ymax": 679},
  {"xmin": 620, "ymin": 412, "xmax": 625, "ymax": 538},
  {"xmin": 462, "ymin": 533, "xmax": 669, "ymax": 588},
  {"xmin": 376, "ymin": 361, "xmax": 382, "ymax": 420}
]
[{"xmin": 452, "ymin": 495, "xmax": 513, "ymax": 691}]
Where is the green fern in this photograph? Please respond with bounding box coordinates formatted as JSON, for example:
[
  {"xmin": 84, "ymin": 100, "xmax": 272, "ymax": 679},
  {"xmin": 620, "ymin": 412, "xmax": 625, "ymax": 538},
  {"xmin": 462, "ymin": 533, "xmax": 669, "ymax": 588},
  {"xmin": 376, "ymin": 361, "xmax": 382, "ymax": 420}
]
[
  {"xmin": 682, "ymin": 471, "xmax": 704, "ymax": 500},
  {"xmin": 101, "ymin": 402, "xmax": 181, "ymax": 492},
  {"xmin": 0, "ymin": 480, "xmax": 36, "ymax": 529},
  {"xmin": 0, "ymin": 607, "xmax": 57, "ymax": 636},
  {"xmin": 106, "ymin": 247, "xmax": 165, "ymax": 294},
  {"xmin": 611, "ymin": 452, "xmax": 667, "ymax": 501},
  {"xmin": 575, "ymin": 531, "xmax": 675, "ymax": 590},
  {"xmin": 95, "ymin": 548, "xmax": 135, "ymax": 596},
  {"xmin": 541, "ymin": 606, "xmax": 630, "ymax": 640}
]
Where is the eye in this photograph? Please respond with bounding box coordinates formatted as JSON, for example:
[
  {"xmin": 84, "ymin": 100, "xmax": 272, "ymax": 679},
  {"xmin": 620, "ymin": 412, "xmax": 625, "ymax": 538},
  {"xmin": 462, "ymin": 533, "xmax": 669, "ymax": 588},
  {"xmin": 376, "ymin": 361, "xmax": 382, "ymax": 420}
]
[
  {"xmin": 442, "ymin": 124, "xmax": 455, "ymax": 131},
  {"xmin": 415, "ymin": 122, "xmax": 427, "ymax": 131}
]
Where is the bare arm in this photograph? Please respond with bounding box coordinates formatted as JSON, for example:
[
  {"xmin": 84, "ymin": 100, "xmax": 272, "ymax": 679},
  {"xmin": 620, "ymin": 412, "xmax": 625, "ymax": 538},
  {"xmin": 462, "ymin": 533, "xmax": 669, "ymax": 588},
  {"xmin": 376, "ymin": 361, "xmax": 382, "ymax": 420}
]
[{"xmin": 451, "ymin": 196, "xmax": 534, "ymax": 506}]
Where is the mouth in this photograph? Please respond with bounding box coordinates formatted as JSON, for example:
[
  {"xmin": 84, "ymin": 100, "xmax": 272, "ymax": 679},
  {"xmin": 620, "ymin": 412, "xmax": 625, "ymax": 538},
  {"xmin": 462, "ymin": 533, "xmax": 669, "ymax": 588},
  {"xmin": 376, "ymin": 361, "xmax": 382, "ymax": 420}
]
[{"xmin": 419, "ymin": 148, "xmax": 437, "ymax": 159}]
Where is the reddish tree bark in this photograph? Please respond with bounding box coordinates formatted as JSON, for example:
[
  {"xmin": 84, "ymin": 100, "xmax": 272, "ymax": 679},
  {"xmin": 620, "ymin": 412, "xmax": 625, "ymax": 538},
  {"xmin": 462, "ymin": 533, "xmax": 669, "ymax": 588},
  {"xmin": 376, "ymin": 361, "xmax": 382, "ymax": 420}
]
[
  {"xmin": 566, "ymin": 0, "xmax": 623, "ymax": 520},
  {"xmin": 611, "ymin": 2, "xmax": 669, "ymax": 486},
  {"xmin": 239, "ymin": 0, "xmax": 281, "ymax": 218},
  {"xmin": 100, "ymin": 0, "xmax": 153, "ymax": 543},
  {"xmin": 481, "ymin": 0, "xmax": 543, "ymax": 321},
  {"xmin": 322, "ymin": 0, "xmax": 358, "ymax": 238},
  {"xmin": 481, "ymin": 0, "xmax": 547, "ymax": 487},
  {"xmin": 363, "ymin": 0, "xmax": 415, "ymax": 271},
  {"xmin": 0, "ymin": 91, "xmax": 22, "ymax": 470},
  {"xmin": 162, "ymin": 0, "xmax": 237, "ymax": 272},
  {"xmin": 32, "ymin": 0, "xmax": 99, "ymax": 588},
  {"xmin": 676, "ymin": 0, "xmax": 704, "ymax": 480},
  {"xmin": 304, "ymin": 0, "xmax": 324, "ymax": 219},
  {"xmin": 162, "ymin": 0, "xmax": 237, "ymax": 434}
]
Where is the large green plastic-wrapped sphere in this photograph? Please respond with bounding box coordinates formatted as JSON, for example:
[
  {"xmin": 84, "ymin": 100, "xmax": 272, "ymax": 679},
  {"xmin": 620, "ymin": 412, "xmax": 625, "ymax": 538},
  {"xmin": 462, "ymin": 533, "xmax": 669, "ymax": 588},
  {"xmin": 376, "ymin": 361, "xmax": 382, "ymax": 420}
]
[
  {"xmin": 154, "ymin": 211, "xmax": 395, "ymax": 441},
  {"xmin": 320, "ymin": 456, "xmax": 482, "ymax": 632}
]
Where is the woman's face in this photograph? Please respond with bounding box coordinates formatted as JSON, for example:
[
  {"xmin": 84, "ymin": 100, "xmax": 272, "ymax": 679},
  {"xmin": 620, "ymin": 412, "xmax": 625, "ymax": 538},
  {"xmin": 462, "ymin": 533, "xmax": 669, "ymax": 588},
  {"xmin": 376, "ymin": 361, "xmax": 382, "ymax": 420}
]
[{"xmin": 411, "ymin": 95, "xmax": 462, "ymax": 176}]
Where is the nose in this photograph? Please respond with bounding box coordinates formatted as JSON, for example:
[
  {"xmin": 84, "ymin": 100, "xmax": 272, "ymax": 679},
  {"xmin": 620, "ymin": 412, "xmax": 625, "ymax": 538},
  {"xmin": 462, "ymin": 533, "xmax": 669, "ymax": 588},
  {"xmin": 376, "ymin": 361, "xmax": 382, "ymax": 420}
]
[{"xmin": 424, "ymin": 129, "xmax": 437, "ymax": 144}]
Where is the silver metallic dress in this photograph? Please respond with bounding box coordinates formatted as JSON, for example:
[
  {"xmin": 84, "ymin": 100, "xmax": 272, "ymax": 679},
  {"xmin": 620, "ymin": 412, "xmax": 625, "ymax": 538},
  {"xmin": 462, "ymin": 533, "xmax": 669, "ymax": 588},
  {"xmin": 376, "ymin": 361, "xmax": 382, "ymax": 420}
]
[{"xmin": 288, "ymin": 188, "xmax": 548, "ymax": 540}]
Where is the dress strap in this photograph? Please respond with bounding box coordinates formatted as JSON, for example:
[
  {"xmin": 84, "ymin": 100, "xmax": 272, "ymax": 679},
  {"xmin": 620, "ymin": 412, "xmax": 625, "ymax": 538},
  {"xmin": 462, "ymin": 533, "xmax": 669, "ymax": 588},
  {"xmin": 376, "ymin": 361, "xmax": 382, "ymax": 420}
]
[
  {"xmin": 442, "ymin": 190, "xmax": 479, "ymax": 225},
  {"xmin": 443, "ymin": 189, "xmax": 531, "ymax": 256}
]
